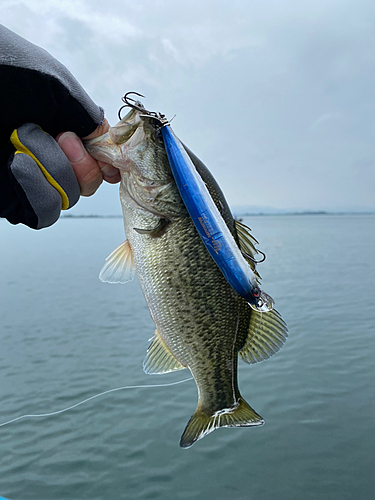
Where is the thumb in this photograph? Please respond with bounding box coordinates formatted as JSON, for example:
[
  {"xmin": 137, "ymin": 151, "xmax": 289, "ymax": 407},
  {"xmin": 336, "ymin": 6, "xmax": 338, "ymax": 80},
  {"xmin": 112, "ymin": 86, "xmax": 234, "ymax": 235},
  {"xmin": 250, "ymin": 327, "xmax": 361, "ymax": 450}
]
[
  {"xmin": 57, "ymin": 132, "xmax": 104, "ymax": 196},
  {"xmin": 57, "ymin": 131, "xmax": 87, "ymax": 163}
]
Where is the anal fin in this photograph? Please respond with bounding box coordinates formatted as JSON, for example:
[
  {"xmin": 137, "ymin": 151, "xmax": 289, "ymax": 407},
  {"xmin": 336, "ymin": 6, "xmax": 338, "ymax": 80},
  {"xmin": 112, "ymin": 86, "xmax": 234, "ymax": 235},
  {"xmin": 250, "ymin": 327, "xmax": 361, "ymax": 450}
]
[{"xmin": 143, "ymin": 329, "xmax": 186, "ymax": 375}]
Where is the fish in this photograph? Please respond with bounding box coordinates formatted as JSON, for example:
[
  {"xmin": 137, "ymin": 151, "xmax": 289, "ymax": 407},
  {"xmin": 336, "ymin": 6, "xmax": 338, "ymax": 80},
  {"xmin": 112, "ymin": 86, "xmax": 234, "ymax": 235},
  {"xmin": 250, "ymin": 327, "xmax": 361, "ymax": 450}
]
[{"xmin": 84, "ymin": 100, "xmax": 288, "ymax": 448}]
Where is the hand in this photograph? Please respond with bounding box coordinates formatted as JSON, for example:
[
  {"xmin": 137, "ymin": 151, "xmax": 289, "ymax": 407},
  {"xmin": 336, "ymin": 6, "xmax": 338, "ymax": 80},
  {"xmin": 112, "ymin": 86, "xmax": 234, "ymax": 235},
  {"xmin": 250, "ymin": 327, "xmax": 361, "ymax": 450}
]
[
  {"xmin": 0, "ymin": 25, "xmax": 117, "ymax": 229},
  {"xmin": 57, "ymin": 119, "xmax": 121, "ymax": 197}
]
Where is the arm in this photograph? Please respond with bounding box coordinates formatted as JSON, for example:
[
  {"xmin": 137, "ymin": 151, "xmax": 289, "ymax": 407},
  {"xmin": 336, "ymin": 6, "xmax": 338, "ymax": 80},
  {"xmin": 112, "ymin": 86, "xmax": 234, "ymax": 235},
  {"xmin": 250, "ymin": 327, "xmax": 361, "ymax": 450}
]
[{"xmin": 0, "ymin": 24, "xmax": 119, "ymax": 229}]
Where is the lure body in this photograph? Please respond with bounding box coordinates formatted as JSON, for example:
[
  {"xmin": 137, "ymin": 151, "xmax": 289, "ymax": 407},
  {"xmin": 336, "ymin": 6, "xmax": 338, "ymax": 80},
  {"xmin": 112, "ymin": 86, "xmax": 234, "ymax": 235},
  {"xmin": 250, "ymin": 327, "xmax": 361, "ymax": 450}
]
[{"xmin": 161, "ymin": 124, "xmax": 272, "ymax": 311}]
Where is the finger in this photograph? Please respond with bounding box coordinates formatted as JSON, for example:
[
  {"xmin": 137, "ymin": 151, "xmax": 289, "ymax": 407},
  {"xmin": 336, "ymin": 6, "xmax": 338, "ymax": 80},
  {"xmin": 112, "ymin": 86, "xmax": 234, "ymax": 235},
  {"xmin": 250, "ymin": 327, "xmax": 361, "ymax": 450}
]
[
  {"xmin": 84, "ymin": 120, "xmax": 120, "ymax": 182},
  {"xmin": 99, "ymin": 161, "xmax": 121, "ymax": 184},
  {"xmin": 87, "ymin": 122, "xmax": 121, "ymax": 183},
  {"xmin": 58, "ymin": 132, "xmax": 103, "ymax": 196}
]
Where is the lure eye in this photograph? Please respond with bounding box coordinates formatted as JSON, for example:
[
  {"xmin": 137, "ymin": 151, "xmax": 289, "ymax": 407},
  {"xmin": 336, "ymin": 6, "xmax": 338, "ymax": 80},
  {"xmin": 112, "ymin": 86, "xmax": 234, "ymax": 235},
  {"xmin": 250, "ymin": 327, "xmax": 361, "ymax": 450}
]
[{"xmin": 253, "ymin": 287, "xmax": 260, "ymax": 298}]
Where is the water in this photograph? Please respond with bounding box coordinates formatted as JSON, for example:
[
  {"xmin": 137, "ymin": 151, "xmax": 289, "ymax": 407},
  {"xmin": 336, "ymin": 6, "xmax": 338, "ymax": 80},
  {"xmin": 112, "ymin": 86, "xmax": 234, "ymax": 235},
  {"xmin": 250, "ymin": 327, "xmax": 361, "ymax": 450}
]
[{"xmin": 0, "ymin": 214, "xmax": 374, "ymax": 500}]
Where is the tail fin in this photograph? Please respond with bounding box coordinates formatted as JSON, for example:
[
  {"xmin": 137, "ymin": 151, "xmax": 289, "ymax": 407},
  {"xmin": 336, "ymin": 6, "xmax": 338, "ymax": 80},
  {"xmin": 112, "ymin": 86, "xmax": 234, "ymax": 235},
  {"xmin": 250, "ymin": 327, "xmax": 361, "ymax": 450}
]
[{"xmin": 179, "ymin": 398, "xmax": 264, "ymax": 449}]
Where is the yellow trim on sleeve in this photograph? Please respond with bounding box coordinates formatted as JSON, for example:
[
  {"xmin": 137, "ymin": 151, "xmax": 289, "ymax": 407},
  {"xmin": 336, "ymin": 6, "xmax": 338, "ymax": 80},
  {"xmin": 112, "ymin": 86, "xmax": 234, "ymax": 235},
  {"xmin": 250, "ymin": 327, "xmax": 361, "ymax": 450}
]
[{"xmin": 10, "ymin": 128, "xmax": 70, "ymax": 210}]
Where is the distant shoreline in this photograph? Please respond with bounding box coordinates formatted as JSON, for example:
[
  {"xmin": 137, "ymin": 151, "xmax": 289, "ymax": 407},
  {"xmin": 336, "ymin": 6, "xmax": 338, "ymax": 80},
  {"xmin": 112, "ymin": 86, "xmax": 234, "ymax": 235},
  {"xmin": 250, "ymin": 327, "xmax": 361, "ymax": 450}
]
[
  {"xmin": 61, "ymin": 214, "xmax": 123, "ymax": 219},
  {"xmin": 60, "ymin": 211, "xmax": 375, "ymax": 219},
  {"xmin": 235, "ymin": 211, "xmax": 375, "ymax": 217}
]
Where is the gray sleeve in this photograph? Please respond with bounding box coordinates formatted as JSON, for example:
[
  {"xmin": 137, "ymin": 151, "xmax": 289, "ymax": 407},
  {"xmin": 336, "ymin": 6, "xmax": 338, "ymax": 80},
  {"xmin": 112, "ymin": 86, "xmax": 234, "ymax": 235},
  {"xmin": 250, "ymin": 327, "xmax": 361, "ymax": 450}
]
[
  {"xmin": 0, "ymin": 24, "xmax": 104, "ymax": 127},
  {"xmin": 9, "ymin": 123, "xmax": 80, "ymax": 229}
]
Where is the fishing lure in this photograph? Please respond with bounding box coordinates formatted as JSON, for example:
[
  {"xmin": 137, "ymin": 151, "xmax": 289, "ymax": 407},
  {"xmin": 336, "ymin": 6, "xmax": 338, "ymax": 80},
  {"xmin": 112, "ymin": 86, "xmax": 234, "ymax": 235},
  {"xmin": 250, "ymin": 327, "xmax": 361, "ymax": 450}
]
[
  {"xmin": 161, "ymin": 124, "xmax": 273, "ymax": 312},
  {"xmin": 120, "ymin": 93, "xmax": 274, "ymax": 312}
]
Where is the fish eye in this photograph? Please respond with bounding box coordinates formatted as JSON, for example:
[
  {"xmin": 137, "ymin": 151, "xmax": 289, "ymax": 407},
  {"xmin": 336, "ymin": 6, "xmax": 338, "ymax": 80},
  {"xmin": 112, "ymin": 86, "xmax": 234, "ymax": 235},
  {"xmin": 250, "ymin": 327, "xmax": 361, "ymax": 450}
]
[{"xmin": 253, "ymin": 287, "xmax": 260, "ymax": 298}]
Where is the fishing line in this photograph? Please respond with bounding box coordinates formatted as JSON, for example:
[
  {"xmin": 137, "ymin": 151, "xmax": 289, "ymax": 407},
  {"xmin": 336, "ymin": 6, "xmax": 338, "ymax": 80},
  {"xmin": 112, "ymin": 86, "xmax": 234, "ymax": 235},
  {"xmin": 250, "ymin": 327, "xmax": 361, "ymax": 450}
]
[{"xmin": 0, "ymin": 377, "xmax": 193, "ymax": 428}]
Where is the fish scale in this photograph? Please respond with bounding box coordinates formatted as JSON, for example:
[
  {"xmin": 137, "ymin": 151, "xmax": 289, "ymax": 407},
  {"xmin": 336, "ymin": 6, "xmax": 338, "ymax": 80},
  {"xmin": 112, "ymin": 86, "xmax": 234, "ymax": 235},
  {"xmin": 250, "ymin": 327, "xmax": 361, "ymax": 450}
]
[
  {"xmin": 121, "ymin": 183, "xmax": 243, "ymax": 409},
  {"xmin": 120, "ymin": 164, "xmax": 261, "ymax": 441}
]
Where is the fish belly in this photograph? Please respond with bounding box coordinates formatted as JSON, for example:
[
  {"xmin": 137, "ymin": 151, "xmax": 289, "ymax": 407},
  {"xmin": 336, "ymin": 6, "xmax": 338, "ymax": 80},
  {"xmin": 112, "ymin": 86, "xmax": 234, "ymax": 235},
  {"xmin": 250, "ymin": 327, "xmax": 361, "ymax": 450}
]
[{"xmin": 122, "ymin": 193, "xmax": 241, "ymax": 412}]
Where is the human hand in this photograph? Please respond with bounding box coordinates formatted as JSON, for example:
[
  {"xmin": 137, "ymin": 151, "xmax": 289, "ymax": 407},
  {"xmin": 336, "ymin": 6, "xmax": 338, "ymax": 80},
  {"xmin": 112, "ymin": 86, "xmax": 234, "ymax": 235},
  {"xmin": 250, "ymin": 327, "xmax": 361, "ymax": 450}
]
[
  {"xmin": 57, "ymin": 119, "xmax": 121, "ymax": 197},
  {"xmin": 0, "ymin": 25, "xmax": 118, "ymax": 229}
]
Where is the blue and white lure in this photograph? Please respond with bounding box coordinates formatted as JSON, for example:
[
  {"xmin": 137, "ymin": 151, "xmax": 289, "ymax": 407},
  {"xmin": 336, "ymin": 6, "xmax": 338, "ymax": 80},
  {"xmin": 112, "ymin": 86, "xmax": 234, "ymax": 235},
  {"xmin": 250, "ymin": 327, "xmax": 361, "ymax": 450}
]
[
  {"xmin": 161, "ymin": 124, "xmax": 274, "ymax": 312},
  {"xmin": 118, "ymin": 93, "xmax": 275, "ymax": 312}
]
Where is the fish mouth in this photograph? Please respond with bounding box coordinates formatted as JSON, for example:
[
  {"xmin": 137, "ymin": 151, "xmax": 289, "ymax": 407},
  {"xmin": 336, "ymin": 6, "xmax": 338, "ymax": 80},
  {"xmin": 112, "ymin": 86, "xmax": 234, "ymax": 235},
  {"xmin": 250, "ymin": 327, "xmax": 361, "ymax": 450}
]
[
  {"xmin": 108, "ymin": 107, "xmax": 142, "ymax": 145},
  {"xmin": 84, "ymin": 107, "xmax": 144, "ymax": 164},
  {"xmin": 84, "ymin": 132, "xmax": 120, "ymax": 164}
]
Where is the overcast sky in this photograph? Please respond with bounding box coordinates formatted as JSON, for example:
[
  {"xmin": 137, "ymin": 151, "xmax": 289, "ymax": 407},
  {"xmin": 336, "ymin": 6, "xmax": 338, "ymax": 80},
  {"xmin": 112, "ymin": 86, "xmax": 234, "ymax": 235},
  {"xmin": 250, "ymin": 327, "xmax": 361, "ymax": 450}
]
[{"xmin": 2, "ymin": 0, "xmax": 374, "ymax": 214}]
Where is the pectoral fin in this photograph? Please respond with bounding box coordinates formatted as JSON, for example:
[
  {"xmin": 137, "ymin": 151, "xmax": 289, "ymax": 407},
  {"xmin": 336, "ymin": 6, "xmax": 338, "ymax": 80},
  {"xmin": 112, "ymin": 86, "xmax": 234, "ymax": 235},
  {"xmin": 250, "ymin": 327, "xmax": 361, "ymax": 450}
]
[
  {"xmin": 143, "ymin": 329, "xmax": 186, "ymax": 374},
  {"xmin": 99, "ymin": 240, "xmax": 135, "ymax": 284},
  {"xmin": 239, "ymin": 309, "xmax": 288, "ymax": 364}
]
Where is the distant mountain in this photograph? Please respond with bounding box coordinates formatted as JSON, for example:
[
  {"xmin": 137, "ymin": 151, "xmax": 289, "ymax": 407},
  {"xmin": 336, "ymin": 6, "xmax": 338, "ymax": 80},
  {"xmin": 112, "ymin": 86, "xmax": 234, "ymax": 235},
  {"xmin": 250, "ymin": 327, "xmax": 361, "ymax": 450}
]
[{"xmin": 231, "ymin": 205, "xmax": 296, "ymax": 216}]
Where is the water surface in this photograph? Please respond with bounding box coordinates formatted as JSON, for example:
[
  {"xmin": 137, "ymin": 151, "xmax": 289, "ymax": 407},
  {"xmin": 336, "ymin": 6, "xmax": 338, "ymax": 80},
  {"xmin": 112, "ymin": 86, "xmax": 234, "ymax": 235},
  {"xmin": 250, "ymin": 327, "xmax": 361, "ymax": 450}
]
[{"xmin": 0, "ymin": 214, "xmax": 374, "ymax": 499}]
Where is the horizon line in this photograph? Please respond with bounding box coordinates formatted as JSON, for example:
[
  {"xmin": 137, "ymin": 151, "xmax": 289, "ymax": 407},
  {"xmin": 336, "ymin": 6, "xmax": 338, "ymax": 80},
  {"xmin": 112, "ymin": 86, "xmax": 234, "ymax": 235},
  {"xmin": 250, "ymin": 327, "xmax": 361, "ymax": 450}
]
[{"xmin": 60, "ymin": 210, "xmax": 375, "ymax": 219}]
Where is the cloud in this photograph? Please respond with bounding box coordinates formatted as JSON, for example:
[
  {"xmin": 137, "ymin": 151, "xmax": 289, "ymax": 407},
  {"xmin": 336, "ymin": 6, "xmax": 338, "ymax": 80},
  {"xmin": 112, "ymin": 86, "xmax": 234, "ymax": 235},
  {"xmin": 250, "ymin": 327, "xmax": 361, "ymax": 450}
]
[
  {"xmin": 2, "ymin": 0, "xmax": 143, "ymax": 43},
  {"xmin": 310, "ymin": 113, "xmax": 342, "ymax": 130},
  {"xmin": 1, "ymin": 0, "xmax": 374, "ymax": 210},
  {"xmin": 161, "ymin": 38, "xmax": 181, "ymax": 64}
]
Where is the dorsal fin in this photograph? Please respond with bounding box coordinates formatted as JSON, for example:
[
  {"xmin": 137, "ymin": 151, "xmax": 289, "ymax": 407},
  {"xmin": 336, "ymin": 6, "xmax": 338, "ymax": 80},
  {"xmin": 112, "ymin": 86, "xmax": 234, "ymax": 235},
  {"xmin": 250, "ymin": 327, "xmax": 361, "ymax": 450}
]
[
  {"xmin": 239, "ymin": 309, "xmax": 288, "ymax": 364},
  {"xmin": 234, "ymin": 220, "xmax": 262, "ymax": 280},
  {"xmin": 143, "ymin": 329, "xmax": 186, "ymax": 374},
  {"xmin": 99, "ymin": 240, "xmax": 135, "ymax": 284}
]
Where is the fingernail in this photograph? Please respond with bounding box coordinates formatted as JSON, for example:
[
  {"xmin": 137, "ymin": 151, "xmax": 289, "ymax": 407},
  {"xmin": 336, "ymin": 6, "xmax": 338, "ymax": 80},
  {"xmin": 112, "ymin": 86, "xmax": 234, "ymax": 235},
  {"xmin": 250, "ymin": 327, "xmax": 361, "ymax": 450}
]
[{"xmin": 58, "ymin": 132, "xmax": 85, "ymax": 163}]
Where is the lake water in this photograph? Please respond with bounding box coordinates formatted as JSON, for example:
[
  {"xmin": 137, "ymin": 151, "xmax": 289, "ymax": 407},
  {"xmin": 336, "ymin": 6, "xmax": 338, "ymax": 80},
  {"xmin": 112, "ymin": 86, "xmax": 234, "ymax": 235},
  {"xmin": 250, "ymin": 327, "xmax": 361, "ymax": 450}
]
[{"xmin": 0, "ymin": 214, "xmax": 374, "ymax": 500}]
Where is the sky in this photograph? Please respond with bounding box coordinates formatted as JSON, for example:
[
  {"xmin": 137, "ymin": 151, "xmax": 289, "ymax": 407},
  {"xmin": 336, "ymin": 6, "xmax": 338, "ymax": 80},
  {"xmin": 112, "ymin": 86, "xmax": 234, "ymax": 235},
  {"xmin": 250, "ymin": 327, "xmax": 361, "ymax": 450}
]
[{"xmin": 1, "ymin": 0, "xmax": 375, "ymax": 214}]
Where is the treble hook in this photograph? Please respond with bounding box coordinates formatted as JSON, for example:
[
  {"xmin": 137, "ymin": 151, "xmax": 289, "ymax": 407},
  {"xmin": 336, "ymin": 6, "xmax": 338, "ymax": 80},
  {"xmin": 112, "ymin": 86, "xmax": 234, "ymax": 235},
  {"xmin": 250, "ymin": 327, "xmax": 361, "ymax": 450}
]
[
  {"xmin": 118, "ymin": 92, "xmax": 146, "ymax": 120},
  {"xmin": 242, "ymin": 249, "xmax": 267, "ymax": 265},
  {"xmin": 122, "ymin": 91, "xmax": 145, "ymax": 107}
]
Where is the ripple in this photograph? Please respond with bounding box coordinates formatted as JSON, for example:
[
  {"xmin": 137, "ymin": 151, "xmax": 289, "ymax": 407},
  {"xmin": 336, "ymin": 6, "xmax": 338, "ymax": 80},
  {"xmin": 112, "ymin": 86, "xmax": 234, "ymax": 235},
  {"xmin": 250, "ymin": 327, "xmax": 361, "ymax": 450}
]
[{"xmin": 1, "ymin": 216, "xmax": 374, "ymax": 499}]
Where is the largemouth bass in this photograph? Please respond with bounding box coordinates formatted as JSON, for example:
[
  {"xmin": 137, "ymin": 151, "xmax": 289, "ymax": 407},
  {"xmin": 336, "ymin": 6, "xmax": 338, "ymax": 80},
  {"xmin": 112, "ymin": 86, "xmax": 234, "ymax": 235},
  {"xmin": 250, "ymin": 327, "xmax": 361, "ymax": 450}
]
[{"xmin": 85, "ymin": 101, "xmax": 287, "ymax": 448}]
